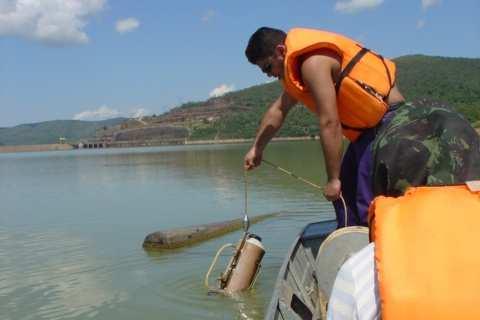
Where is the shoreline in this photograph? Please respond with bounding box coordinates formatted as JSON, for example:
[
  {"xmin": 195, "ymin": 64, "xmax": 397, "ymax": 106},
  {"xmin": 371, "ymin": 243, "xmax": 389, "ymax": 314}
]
[
  {"xmin": 185, "ymin": 136, "xmax": 318, "ymax": 145},
  {"xmin": 0, "ymin": 144, "xmax": 74, "ymax": 154},
  {"xmin": 0, "ymin": 136, "xmax": 318, "ymax": 154},
  {"xmin": 3, "ymin": 129, "xmax": 479, "ymax": 154}
]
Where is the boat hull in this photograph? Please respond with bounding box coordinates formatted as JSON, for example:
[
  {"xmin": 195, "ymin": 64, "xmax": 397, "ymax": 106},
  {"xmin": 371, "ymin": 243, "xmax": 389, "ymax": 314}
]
[{"xmin": 265, "ymin": 220, "xmax": 369, "ymax": 320}]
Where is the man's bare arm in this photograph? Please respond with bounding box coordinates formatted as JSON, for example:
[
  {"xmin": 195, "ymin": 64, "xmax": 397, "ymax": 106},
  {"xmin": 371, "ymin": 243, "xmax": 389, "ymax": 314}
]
[
  {"xmin": 244, "ymin": 91, "xmax": 297, "ymax": 170},
  {"xmin": 301, "ymin": 54, "xmax": 343, "ymax": 200},
  {"xmin": 253, "ymin": 91, "xmax": 297, "ymax": 151}
]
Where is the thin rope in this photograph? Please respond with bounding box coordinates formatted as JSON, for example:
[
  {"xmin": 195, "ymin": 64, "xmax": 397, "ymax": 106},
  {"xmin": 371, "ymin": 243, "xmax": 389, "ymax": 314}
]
[
  {"xmin": 261, "ymin": 159, "xmax": 349, "ymax": 227},
  {"xmin": 243, "ymin": 170, "xmax": 250, "ymax": 232}
]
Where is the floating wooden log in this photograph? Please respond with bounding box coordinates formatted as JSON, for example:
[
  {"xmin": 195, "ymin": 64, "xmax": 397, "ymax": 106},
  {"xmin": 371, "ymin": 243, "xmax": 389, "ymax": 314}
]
[{"xmin": 143, "ymin": 213, "xmax": 279, "ymax": 250}]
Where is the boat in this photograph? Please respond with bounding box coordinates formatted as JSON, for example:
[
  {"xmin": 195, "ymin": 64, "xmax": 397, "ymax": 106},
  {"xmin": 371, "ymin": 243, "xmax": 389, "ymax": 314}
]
[{"xmin": 265, "ymin": 219, "xmax": 369, "ymax": 320}]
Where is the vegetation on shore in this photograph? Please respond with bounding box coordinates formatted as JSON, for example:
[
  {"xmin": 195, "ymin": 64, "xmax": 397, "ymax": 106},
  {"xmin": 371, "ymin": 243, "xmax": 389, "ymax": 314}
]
[{"xmin": 0, "ymin": 118, "xmax": 125, "ymax": 146}]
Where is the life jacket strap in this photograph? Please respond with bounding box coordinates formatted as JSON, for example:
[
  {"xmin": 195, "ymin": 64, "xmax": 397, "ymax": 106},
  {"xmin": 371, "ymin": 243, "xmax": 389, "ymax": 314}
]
[
  {"xmin": 335, "ymin": 47, "xmax": 370, "ymax": 93},
  {"xmin": 336, "ymin": 46, "xmax": 395, "ymax": 133},
  {"xmin": 341, "ymin": 123, "xmax": 365, "ymax": 132},
  {"xmin": 378, "ymin": 53, "xmax": 394, "ymax": 91}
]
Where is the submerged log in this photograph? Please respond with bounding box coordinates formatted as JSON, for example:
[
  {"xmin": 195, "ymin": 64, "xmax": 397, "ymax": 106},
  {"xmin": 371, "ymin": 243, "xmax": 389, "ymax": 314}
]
[{"xmin": 143, "ymin": 213, "xmax": 279, "ymax": 250}]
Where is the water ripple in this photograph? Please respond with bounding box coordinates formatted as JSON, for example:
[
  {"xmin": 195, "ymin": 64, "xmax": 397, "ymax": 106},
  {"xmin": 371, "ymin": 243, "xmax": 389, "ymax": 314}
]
[{"xmin": 0, "ymin": 228, "xmax": 130, "ymax": 320}]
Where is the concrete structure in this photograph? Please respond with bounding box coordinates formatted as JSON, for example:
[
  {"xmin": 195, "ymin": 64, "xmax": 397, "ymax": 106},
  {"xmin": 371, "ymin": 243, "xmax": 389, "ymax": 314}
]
[{"xmin": 77, "ymin": 140, "xmax": 107, "ymax": 149}]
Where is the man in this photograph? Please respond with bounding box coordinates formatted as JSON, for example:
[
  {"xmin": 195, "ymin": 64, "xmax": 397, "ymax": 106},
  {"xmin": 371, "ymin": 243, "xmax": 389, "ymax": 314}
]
[{"xmin": 243, "ymin": 27, "xmax": 480, "ymax": 227}]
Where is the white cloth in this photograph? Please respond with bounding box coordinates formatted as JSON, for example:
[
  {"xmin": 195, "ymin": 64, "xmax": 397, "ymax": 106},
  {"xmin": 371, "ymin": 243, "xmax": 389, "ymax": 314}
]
[{"xmin": 326, "ymin": 242, "xmax": 380, "ymax": 320}]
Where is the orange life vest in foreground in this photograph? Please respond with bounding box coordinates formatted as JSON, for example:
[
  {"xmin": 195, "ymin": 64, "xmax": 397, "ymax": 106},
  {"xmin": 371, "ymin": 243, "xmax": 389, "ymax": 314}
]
[
  {"xmin": 282, "ymin": 28, "xmax": 396, "ymax": 141},
  {"xmin": 369, "ymin": 185, "xmax": 480, "ymax": 320}
]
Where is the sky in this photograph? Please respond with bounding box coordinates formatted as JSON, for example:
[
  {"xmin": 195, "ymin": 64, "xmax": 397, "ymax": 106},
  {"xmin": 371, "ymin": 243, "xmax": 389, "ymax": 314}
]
[{"xmin": 0, "ymin": 0, "xmax": 478, "ymax": 127}]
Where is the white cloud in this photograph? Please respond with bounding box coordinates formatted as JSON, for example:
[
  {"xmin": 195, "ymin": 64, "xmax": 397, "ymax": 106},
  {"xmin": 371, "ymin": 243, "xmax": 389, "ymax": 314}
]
[
  {"xmin": 0, "ymin": 0, "xmax": 106, "ymax": 45},
  {"xmin": 73, "ymin": 106, "xmax": 121, "ymax": 121},
  {"xmin": 417, "ymin": 19, "xmax": 426, "ymax": 29},
  {"xmin": 129, "ymin": 108, "xmax": 149, "ymax": 118},
  {"xmin": 422, "ymin": 0, "xmax": 440, "ymax": 10},
  {"xmin": 115, "ymin": 17, "xmax": 139, "ymax": 34},
  {"xmin": 201, "ymin": 9, "xmax": 215, "ymax": 23},
  {"xmin": 334, "ymin": 0, "xmax": 383, "ymax": 13},
  {"xmin": 73, "ymin": 106, "xmax": 151, "ymax": 121},
  {"xmin": 209, "ymin": 84, "xmax": 234, "ymax": 98}
]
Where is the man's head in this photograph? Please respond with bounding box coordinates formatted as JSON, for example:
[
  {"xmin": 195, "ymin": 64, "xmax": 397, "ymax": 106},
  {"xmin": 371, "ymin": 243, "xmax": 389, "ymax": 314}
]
[{"xmin": 245, "ymin": 27, "xmax": 287, "ymax": 79}]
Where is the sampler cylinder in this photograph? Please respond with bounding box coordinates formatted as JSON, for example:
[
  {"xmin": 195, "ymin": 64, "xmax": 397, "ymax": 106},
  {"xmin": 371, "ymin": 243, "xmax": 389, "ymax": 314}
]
[{"xmin": 224, "ymin": 236, "xmax": 265, "ymax": 294}]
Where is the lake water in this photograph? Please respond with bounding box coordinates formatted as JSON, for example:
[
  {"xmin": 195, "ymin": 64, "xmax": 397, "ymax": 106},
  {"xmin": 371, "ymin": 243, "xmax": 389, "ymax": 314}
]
[{"xmin": 0, "ymin": 141, "xmax": 335, "ymax": 320}]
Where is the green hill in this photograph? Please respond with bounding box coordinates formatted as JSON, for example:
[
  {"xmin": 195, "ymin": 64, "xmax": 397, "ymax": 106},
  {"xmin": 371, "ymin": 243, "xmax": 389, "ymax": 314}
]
[
  {"xmin": 206, "ymin": 82, "xmax": 318, "ymax": 139},
  {"xmin": 0, "ymin": 118, "xmax": 126, "ymax": 146},
  {"xmin": 395, "ymin": 55, "xmax": 480, "ymax": 123},
  {"xmin": 181, "ymin": 54, "xmax": 480, "ymax": 140}
]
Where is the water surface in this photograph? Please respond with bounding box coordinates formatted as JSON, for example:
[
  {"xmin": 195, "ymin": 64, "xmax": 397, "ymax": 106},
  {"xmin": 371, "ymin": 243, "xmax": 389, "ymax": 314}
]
[{"xmin": 0, "ymin": 141, "xmax": 334, "ymax": 320}]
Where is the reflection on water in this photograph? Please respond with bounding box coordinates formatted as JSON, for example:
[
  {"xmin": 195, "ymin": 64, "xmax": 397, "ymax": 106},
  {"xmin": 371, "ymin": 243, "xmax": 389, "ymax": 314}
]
[{"xmin": 0, "ymin": 141, "xmax": 334, "ymax": 319}]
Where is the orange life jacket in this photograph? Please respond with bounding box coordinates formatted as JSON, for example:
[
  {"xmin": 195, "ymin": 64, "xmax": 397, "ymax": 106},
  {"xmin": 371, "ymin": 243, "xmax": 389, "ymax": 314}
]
[
  {"xmin": 368, "ymin": 185, "xmax": 480, "ymax": 320},
  {"xmin": 282, "ymin": 28, "xmax": 396, "ymax": 141}
]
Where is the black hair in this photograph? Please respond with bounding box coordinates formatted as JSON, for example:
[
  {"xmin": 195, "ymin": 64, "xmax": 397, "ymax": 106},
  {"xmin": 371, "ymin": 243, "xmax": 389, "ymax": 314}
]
[{"xmin": 245, "ymin": 27, "xmax": 286, "ymax": 64}]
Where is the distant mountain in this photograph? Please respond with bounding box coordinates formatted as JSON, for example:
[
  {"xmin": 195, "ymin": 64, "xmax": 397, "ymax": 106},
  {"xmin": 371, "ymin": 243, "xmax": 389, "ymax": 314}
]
[
  {"xmin": 4, "ymin": 55, "xmax": 479, "ymax": 146},
  {"xmin": 0, "ymin": 118, "xmax": 126, "ymax": 146}
]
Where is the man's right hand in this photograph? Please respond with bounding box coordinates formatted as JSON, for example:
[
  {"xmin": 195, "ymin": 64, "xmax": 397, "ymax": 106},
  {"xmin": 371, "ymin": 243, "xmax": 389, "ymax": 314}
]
[{"xmin": 244, "ymin": 146, "xmax": 263, "ymax": 170}]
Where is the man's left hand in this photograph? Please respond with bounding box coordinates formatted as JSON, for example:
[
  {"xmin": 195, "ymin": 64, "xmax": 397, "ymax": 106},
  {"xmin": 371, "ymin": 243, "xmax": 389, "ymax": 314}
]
[{"xmin": 324, "ymin": 178, "xmax": 341, "ymax": 201}]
